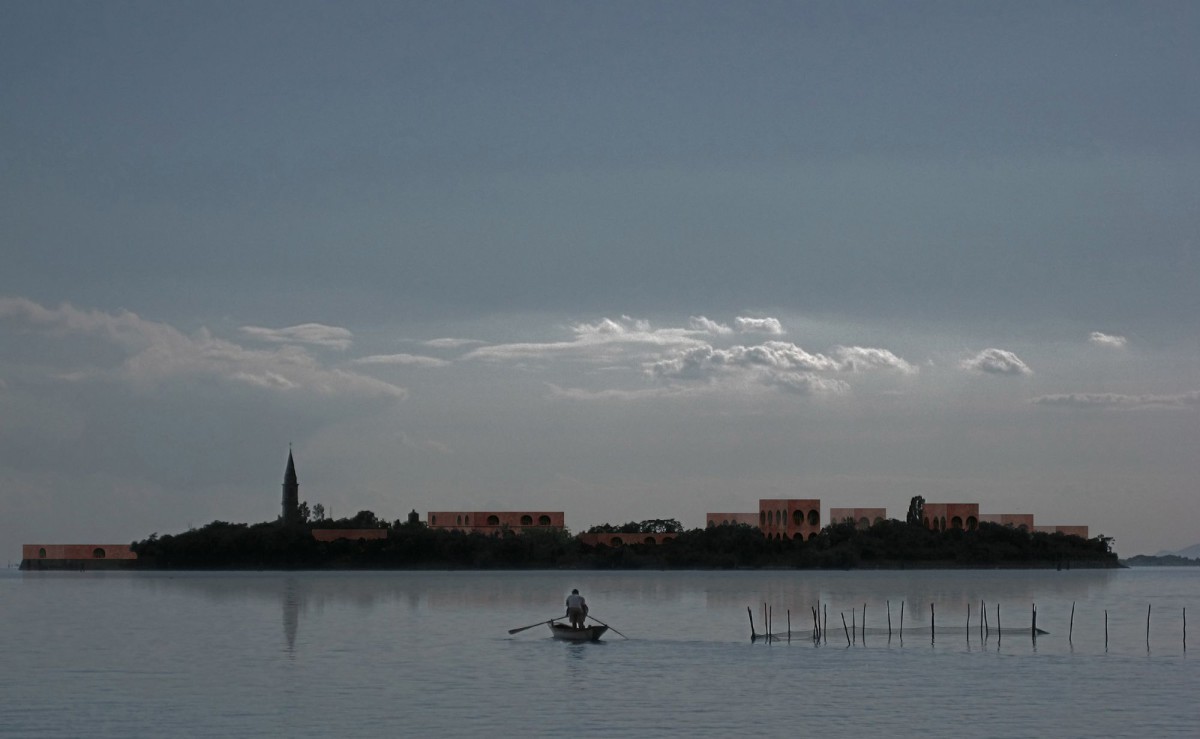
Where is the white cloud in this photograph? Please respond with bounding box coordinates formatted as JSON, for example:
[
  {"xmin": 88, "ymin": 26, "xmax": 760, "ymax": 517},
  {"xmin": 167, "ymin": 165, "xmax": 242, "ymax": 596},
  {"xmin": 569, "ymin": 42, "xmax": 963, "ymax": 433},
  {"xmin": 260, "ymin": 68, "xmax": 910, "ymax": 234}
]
[
  {"xmin": 688, "ymin": 316, "xmax": 732, "ymax": 335},
  {"xmin": 352, "ymin": 353, "xmax": 450, "ymax": 368},
  {"xmin": 960, "ymin": 348, "xmax": 1032, "ymax": 376},
  {"xmin": 0, "ymin": 297, "xmax": 405, "ymax": 400},
  {"xmin": 1032, "ymin": 391, "xmax": 1200, "ymax": 409},
  {"xmin": 465, "ymin": 316, "xmax": 703, "ymax": 362},
  {"xmin": 833, "ymin": 346, "xmax": 918, "ymax": 374},
  {"xmin": 1089, "ymin": 331, "xmax": 1127, "ymax": 348},
  {"xmin": 734, "ymin": 316, "xmax": 784, "ymax": 335},
  {"xmin": 240, "ymin": 323, "xmax": 354, "ymax": 350},
  {"xmin": 423, "ymin": 337, "xmax": 483, "ymax": 349},
  {"xmin": 648, "ymin": 340, "xmax": 908, "ymax": 395}
]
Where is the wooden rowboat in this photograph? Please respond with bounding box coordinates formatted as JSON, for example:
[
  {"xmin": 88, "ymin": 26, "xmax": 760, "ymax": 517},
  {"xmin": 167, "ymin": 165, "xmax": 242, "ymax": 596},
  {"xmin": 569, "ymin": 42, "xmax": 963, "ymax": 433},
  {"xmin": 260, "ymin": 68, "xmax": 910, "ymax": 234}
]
[{"xmin": 549, "ymin": 621, "xmax": 609, "ymax": 641}]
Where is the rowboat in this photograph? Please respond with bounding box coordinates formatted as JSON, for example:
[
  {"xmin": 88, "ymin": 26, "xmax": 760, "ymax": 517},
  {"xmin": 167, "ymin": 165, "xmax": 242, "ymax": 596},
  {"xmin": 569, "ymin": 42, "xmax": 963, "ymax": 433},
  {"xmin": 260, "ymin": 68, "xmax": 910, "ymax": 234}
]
[{"xmin": 549, "ymin": 621, "xmax": 609, "ymax": 641}]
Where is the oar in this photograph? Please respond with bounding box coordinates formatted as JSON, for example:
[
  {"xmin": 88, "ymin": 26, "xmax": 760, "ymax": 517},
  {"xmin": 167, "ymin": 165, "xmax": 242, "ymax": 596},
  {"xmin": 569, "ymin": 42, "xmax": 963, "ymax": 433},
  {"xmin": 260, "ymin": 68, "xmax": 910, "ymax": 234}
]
[
  {"xmin": 587, "ymin": 615, "xmax": 628, "ymax": 639},
  {"xmin": 508, "ymin": 617, "xmax": 560, "ymax": 635}
]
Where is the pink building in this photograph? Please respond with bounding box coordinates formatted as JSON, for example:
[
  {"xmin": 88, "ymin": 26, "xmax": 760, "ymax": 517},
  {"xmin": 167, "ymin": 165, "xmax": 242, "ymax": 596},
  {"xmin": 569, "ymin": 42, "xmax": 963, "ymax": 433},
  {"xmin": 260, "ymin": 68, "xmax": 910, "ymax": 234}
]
[
  {"xmin": 979, "ymin": 513, "xmax": 1034, "ymax": 530},
  {"xmin": 923, "ymin": 503, "xmax": 979, "ymax": 531},
  {"xmin": 577, "ymin": 532, "xmax": 677, "ymax": 547},
  {"xmin": 758, "ymin": 499, "xmax": 822, "ymax": 540},
  {"xmin": 705, "ymin": 512, "xmax": 759, "ymax": 528},
  {"xmin": 311, "ymin": 529, "xmax": 388, "ymax": 542},
  {"xmin": 829, "ymin": 507, "xmax": 888, "ymax": 529},
  {"xmin": 1034, "ymin": 525, "xmax": 1089, "ymax": 538},
  {"xmin": 21, "ymin": 544, "xmax": 137, "ymax": 570},
  {"xmin": 427, "ymin": 511, "xmax": 565, "ymax": 534}
]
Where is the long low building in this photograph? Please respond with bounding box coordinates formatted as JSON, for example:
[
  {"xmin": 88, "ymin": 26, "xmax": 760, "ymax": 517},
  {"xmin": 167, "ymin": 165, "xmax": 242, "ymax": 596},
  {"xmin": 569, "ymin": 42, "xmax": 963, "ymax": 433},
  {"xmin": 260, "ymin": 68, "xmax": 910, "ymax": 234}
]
[
  {"xmin": 427, "ymin": 511, "xmax": 565, "ymax": 534},
  {"xmin": 21, "ymin": 544, "xmax": 138, "ymax": 570}
]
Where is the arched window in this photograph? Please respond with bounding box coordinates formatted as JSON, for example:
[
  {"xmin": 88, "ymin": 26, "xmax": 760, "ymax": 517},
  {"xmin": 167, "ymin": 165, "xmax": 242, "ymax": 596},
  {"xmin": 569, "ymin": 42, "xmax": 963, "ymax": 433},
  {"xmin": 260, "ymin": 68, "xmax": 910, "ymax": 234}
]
[
  {"xmin": 644, "ymin": 536, "xmax": 656, "ymax": 545},
  {"xmin": 431, "ymin": 515, "xmax": 437, "ymax": 525},
  {"xmin": 520, "ymin": 515, "xmax": 533, "ymax": 526},
  {"xmin": 858, "ymin": 517, "xmax": 869, "ymax": 530},
  {"xmin": 793, "ymin": 510, "xmax": 804, "ymax": 525},
  {"xmin": 464, "ymin": 515, "xmax": 469, "ymax": 525},
  {"xmin": 966, "ymin": 516, "xmax": 978, "ymax": 531},
  {"xmin": 940, "ymin": 516, "xmax": 947, "ymax": 531},
  {"xmin": 92, "ymin": 548, "xmax": 106, "ymax": 559},
  {"xmin": 951, "ymin": 516, "xmax": 963, "ymax": 530},
  {"xmin": 760, "ymin": 511, "xmax": 766, "ymax": 527},
  {"xmin": 456, "ymin": 515, "xmax": 462, "ymax": 525},
  {"xmin": 610, "ymin": 536, "xmax": 623, "ymax": 546},
  {"xmin": 487, "ymin": 515, "xmax": 500, "ymax": 525},
  {"xmin": 38, "ymin": 547, "xmax": 47, "ymax": 558},
  {"xmin": 808, "ymin": 510, "xmax": 820, "ymax": 527},
  {"xmin": 538, "ymin": 515, "xmax": 551, "ymax": 526},
  {"xmin": 708, "ymin": 519, "xmax": 715, "ymax": 528}
]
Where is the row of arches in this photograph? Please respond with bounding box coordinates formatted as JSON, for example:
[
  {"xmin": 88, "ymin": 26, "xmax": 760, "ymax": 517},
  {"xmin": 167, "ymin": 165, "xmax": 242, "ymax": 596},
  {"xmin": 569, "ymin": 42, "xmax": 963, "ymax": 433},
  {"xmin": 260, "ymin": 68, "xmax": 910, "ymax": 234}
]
[
  {"xmin": 760, "ymin": 509, "xmax": 821, "ymax": 528},
  {"xmin": 924, "ymin": 515, "xmax": 980, "ymax": 531}
]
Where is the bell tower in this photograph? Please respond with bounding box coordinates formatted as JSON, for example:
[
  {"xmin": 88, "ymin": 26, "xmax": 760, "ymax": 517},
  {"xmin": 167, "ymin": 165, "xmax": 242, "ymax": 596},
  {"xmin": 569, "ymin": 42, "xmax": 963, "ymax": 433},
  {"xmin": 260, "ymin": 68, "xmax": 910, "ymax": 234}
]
[{"xmin": 282, "ymin": 448, "xmax": 299, "ymax": 526}]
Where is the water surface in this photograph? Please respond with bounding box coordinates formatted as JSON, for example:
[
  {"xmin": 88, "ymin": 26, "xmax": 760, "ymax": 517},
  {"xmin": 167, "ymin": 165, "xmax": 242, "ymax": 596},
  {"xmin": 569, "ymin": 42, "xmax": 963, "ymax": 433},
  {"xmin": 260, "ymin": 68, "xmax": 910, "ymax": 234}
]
[{"xmin": 1, "ymin": 568, "xmax": 1194, "ymax": 737}]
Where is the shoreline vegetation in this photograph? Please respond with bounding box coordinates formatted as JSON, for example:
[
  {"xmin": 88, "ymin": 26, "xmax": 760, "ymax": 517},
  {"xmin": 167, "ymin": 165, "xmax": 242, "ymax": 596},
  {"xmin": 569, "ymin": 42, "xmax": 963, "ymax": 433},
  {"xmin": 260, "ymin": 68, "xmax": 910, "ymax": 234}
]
[{"xmin": 110, "ymin": 513, "xmax": 1119, "ymax": 571}]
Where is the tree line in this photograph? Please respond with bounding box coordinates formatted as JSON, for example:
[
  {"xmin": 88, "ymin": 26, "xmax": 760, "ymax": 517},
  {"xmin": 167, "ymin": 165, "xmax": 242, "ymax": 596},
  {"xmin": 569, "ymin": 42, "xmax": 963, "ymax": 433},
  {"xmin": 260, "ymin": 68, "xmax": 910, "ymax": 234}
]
[{"xmin": 130, "ymin": 512, "xmax": 1117, "ymax": 570}]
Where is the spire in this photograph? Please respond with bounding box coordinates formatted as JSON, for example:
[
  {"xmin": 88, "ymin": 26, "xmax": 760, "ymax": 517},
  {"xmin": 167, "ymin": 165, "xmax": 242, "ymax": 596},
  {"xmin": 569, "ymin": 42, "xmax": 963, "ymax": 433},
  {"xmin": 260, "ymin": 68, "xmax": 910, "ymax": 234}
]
[{"xmin": 282, "ymin": 448, "xmax": 299, "ymax": 526}]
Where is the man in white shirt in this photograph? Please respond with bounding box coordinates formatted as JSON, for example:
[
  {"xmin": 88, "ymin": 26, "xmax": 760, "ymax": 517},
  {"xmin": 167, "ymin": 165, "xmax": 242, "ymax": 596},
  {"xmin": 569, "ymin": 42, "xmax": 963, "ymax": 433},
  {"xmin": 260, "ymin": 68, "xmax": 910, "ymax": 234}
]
[{"xmin": 565, "ymin": 589, "xmax": 588, "ymax": 629}]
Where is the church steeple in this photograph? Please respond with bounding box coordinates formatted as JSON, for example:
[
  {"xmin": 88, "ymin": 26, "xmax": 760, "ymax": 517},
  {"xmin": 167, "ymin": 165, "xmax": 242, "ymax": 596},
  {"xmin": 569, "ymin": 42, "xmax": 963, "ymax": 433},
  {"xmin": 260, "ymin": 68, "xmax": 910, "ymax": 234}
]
[{"xmin": 282, "ymin": 448, "xmax": 299, "ymax": 526}]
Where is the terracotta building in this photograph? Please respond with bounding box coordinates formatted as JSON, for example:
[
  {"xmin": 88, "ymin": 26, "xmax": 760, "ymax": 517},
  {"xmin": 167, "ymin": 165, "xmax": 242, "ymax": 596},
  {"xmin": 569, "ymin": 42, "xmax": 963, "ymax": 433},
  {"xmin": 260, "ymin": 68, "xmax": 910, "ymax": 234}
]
[
  {"xmin": 979, "ymin": 513, "xmax": 1035, "ymax": 530},
  {"xmin": 758, "ymin": 498, "xmax": 822, "ymax": 540},
  {"xmin": 922, "ymin": 502, "xmax": 980, "ymax": 531},
  {"xmin": 829, "ymin": 507, "xmax": 888, "ymax": 529},
  {"xmin": 427, "ymin": 511, "xmax": 565, "ymax": 534},
  {"xmin": 21, "ymin": 544, "xmax": 137, "ymax": 570},
  {"xmin": 705, "ymin": 512, "xmax": 759, "ymax": 528},
  {"xmin": 577, "ymin": 532, "xmax": 677, "ymax": 547},
  {"xmin": 311, "ymin": 529, "xmax": 388, "ymax": 542},
  {"xmin": 1035, "ymin": 525, "xmax": 1089, "ymax": 538}
]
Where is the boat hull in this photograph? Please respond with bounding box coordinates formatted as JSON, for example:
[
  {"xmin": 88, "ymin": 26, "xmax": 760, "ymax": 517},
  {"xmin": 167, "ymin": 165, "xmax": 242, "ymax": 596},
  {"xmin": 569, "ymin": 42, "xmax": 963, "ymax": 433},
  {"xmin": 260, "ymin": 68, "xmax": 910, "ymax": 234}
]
[{"xmin": 549, "ymin": 622, "xmax": 608, "ymax": 641}]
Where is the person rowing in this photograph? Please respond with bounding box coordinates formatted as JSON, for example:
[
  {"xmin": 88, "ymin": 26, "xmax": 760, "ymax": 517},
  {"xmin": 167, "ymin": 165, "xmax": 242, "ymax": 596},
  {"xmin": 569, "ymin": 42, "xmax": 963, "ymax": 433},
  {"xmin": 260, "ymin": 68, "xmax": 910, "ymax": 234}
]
[{"xmin": 565, "ymin": 588, "xmax": 588, "ymax": 629}]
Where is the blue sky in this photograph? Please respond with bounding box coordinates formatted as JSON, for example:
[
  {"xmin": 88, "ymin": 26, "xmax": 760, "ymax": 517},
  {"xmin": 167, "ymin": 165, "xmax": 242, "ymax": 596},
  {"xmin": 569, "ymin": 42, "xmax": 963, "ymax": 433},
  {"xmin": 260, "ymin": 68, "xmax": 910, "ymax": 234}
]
[{"xmin": 2, "ymin": 1, "xmax": 1197, "ymax": 557}]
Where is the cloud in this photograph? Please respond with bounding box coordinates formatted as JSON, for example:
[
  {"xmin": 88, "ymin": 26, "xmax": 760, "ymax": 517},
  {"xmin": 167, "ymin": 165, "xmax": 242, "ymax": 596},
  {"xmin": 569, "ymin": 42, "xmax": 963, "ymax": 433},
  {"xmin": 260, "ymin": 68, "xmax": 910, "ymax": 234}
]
[
  {"xmin": 1089, "ymin": 331, "xmax": 1127, "ymax": 348},
  {"xmin": 352, "ymin": 353, "xmax": 450, "ymax": 368},
  {"xmin": 734, "ymin": 316, "xmax": 784, "ymax": 335},
  {"xmin": 649, "ymin": 340, "xmax": 908, "ymax": 395},
  {"xmin": 960, "ymin": 348, "xmax": 1032, "ymax": 376},
  {"xmin": 465, "ymin": 316, "xmax": 703, "ymax": 362},
  {"xmin": 423, "ymin": 337, "xmax": 483, "ymax": 349},
  {"xmin": 688, "ymin": 316, "xmax": 732, "ymax": 335},
  {"xmin": 833, "ymin": 346, "xmax": 918, "ymax": 374},
  {"xmin": 239, "ymin": 323, "xmax": 354, "ymax": 350},
  {"xmin": 1032, "ymin": 391, "xmax": 1200, "ymax": 409},
  {"xmin": 0, "ymin": 297, "xmax": 405, "ymax": 401}
]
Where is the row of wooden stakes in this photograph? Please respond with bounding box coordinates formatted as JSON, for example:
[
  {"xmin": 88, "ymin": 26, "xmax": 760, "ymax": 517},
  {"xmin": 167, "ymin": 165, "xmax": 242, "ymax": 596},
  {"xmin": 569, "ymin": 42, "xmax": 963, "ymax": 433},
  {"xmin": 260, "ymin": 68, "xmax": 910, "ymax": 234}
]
[{"xmin": 748, "ymin": 600, "xmax": 1187, "ymax": 650}]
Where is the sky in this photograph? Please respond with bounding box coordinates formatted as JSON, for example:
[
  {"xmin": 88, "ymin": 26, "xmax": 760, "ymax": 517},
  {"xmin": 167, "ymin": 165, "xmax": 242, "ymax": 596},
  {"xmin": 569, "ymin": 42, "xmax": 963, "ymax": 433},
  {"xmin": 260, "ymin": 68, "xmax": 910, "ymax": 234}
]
[{"xmin": 2, "ymin": 1, "xmax": 1197, "ymax": 558}]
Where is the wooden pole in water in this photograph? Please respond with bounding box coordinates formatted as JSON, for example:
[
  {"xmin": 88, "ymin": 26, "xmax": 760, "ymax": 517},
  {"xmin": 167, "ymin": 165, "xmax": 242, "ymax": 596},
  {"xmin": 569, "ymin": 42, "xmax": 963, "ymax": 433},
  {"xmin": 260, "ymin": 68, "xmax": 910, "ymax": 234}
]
[
  {"xmin": 1146, "ymin": 603, "xmax": 1151, "ymax": 649},
  {"xmin": 900, "ymin": 600, "xmax": 905, "ymax": 639},
  {"xmin": 887, "ymin": 600, "xmax": 892, "ymax": 638},
  {"xmin": 863, "ymin": 603, "xmax": 867, "ymax": 641},
  {"xmin": 1069, "ymin": 601, "xmax": 1075, "ymax": 644},
  {"xmin": 787, "ymin": 609, "xmax": 791, "ymax": 641},
  {"xmin": 852, "ymin": 607, "xmax": 856, "ymax": 644},
  {"xmin": 841, "ymin": 612, "xmax": 851, "ymax": 646},
  {"xmin": 931, "ymin": 602, "xmax": 935, "ymax": 642},
  {"xmin": 996, "ymin": 603, "xmax": 1001, "ymax": 637},
  {"xmin": 812, "ymin": 605, "xmax": 819, "ymax": 641},
  {"xmin": 1032, "ymin": 603, "xmax": 1037, "ymax": 640},
  {"xmin": 1183, "ymin": 607, "xmax": 1186, "ymax": 651},
  {"xmin": 748, "ymin": 606, "xmax": 756, "ymax": 640},
  {"xmin": 966, "ymin": 603, "xmax": 971, "ymax": 643},
  {"xmin": 1105, "ymin": 609, "xmax": 1109, "ymax": 650},
  {"xmin": 823, "ymin": 603, "xmax": 828, "ymax": 644},
  {"xmin": 981, "ymin": 599, "xmax": 987, "ymax": 638}
]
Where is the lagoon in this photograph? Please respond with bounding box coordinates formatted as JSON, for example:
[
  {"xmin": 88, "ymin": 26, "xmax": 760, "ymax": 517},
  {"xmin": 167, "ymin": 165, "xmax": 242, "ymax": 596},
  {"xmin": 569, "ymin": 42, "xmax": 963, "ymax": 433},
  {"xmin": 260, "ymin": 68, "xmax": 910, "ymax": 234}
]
[{"xmin": 0, "ymin": 568, "xmax": 1195, "ymax": 737}]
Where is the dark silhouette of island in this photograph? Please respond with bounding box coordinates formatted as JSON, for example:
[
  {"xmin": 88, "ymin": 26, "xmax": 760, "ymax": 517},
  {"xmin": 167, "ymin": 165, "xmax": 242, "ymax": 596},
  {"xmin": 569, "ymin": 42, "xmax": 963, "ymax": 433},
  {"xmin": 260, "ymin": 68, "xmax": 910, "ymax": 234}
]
[{"xmin": 128, "ymin": 512, "xmax": 1117, "ymax": 570}]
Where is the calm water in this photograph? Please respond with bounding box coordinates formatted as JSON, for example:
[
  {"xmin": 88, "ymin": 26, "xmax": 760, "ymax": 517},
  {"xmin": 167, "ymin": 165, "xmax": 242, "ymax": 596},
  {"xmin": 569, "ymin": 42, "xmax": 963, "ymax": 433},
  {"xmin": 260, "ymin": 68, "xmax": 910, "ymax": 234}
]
[{"xmin": 1, "ymin": 568, "xmax": 1196, "ymax": 737}]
